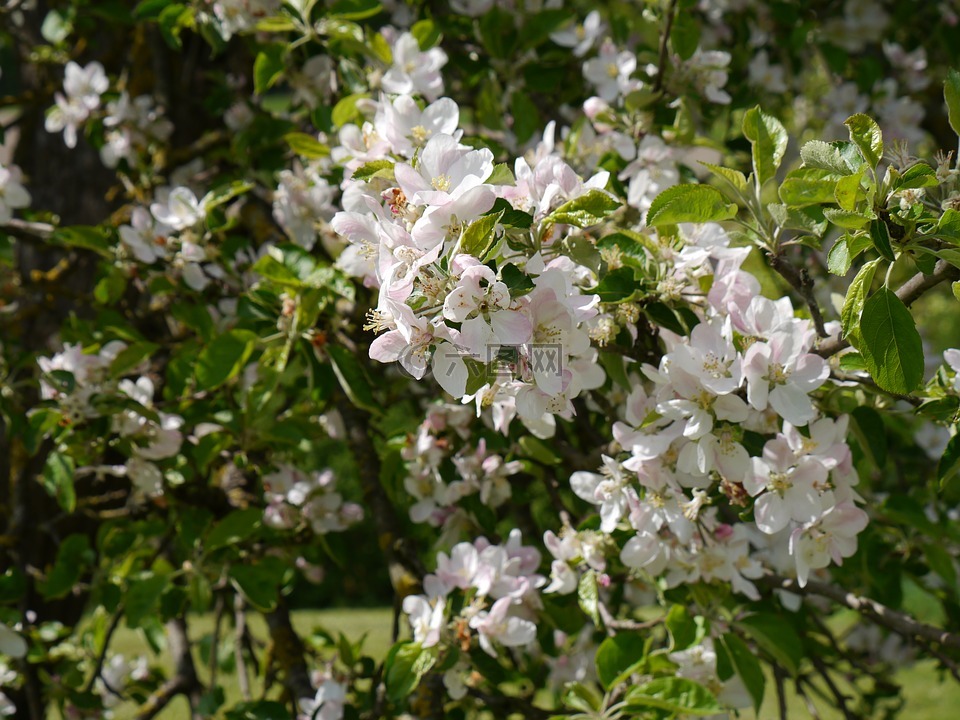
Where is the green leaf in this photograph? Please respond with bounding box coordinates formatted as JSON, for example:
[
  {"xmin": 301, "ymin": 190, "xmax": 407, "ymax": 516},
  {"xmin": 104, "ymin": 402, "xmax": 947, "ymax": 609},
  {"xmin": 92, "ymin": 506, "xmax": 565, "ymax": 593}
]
[
  {"xmin": 593, "ymin": 267, "xmax": 637, "ymax": 303},
  {"xmin": 158, "ymin": 3, "xmax": 192, "ymax": 49},
  {"xmin": 352, "ymin": 159, "xmax": 395, "ymax": 182},
  {"xmin": 203, "ymin": 180, "xmax": 254, "ymax": 210},
  {"xmin": 596, "ymin": 633, "xmax": 646, "ymax": 690},
  {"xmin": 834, "ymin": 169, "xmax": 864, "ymax": 211},
  {"xmin": 501, "ymin": 263, "xmax": 535, "ymax": 297},
  {"xmin": 195, "ymin": 329, "xmax": 257, "ymax": 390},
  {"xmin": 699, "ymin": 162, "xmax": 748, "ymax": 195},
  {"xmin": 893, "ymin": 163, "xmax": 939, "ymax": 191},
  {"xmin": 823, "ymin": 207, "xmax": 872, "ymax": 230},
  {"xmin": 327, "ymin": 343, "xmax": 379, "ymax": 414},
  {"xmin": 670, "ymin": 11, "xmax": 700, "ymax": 60},
  {"xmin": 52, "ymin": 226, "xmax": 113, "ymax": 258},
  {"xmin": 254, "ymin": 45, "xmax": 285, "ymax": 95},
  {"xmin": 779, "ymin": 172, "xmax": 840, "ymax": 207},
  {"xmin": 717, "ymin": 634, "xmax": 764, "ymax": 711},
  {"xmin": 133, "ymin": 0, "xmax": 172, "ymax": 20},
  {"xmin": 460, "ymin": 210, "xmax": 503, "ymax": 258},
  {"xmin": 625, "ymin": 677, "xmax": 723, "ymax": 716},
  {"xmin": 827, "ymin": 235, "xmax": 854, "ymax": 276},
  {"xmin": 284, "ymin": 132, "xmax": 330, "ymax": 159},
  {"xmin": 41, "ymin": 452, "xmax": 76, "ymax": 512},
  {"xmin": 485, "ymin": 163, "xmax": 517, "ymax": 186},
  {"xmin": 252, "ymin": 255, "xmax": 302, "ymax": 287},
  {"xmin": 841, "ymin": 259, "xmax": 880, "ymax": 344},
  {"xmin": 646, "ymin": 184, "xmax": 738, "ymax": 227},
  {"xmin": 332, "ymin": 93, "xmax": 369, "ymax": 127},
  {"xmin": 110, "ymin": 342, "xmax": 159, "ymax": 377},
  {"xmin": 411, "ymin": 18, "xmax": 441, "ymax": 49},
  {"xmin": 229, "ymin": 557, "xmax": 287, "ymax": 611},
  {"xmin": 945, "ymin": 69, "xmax": 960, "ymax": 138},
  {"xmin": 845, "ymin": 114, "xmax": 883, "ymax": 169},
  {"xmin": 205, "ymin": 508, "xmax": 263, "ymax": 551},
  {"xmin": 39, "ymin": 535, "xmax": 91, "ymax": 599},
  {"xmin": 735, "ymin": 614, "xmax": 804, "ymax": 677},
  {"xmin": 800, "ymin": 140, "xmax": 855, "ymax": 176},
  {"xmin": 125, "ymin": 574, "xmax": 168, "ymax": 627},
  {"xmin": 742, "ymin": 106, "xmax": 788, "ymax": 187},
  {"xmin": 385, "ymin": 641, "xmax": 438, "ymax": 703},
  {"xmin": 869, "ymin": 218, "xmax": 895, "ymax": 261},
  {"xmin": 938, "ymin": 209, "xmax": 960, "ymax": 242},
  {"xmin": 547, "ymin": 189, "xmax": 619, "ymax": 228},
  {"xmin": 578, "ymin": 570, "xmax": 601, "ymax": 626},
  {"xmin": 328, "ymin": 0, "xmax": 382, "ymax": 19},
  {"xmin": 666, "ymin": 604, "xmax": 698, "ymax": 651},
  {"xmin": 859, "ymin": 287, "xmax": 924, "ymax": 394}
]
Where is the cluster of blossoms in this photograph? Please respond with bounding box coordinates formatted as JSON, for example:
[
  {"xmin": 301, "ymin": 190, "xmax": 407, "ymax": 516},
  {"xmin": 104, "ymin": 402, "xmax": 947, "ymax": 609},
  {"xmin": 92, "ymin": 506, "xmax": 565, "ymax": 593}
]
[
  {"xmin": 331, "ymin": 86, "xmax": 610, "ymax": 438},
  {"xmin": 38, "ymin": 342, "xmax": 184, "ymax": 496},
  {"xmin": 261, "ymin": 464, "xmax": 364, "ymax": 535},
  {"xmin": 400, "ymin": 402, "xmax": 522, "ymax": 530},
  {"xmin": 45, "ymin": 61, "xmax": 172, "ymax": 165},
  {"xmin": 402, "ymin": 531, "xmax": 543, "ymax": 695},
  {"xmin": 561, "ymin": 222, "xmax": 868, "ymax": 593}
]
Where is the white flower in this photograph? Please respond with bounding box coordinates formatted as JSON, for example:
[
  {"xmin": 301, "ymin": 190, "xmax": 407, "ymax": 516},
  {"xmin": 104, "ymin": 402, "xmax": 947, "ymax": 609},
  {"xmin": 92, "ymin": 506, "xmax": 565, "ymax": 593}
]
[
  {"xmin": 297, "ymin": 679, "xmax": 345, "ymax": 720},
  {"xmin": 570, "ymin": 455, "xmax": 636, "ymax": 532},
  {"xmin": 468, "ymin": 597, "xmax": 537, "ymax": 656},
  {"xmin": 402, "ymin": 595, "xmax": 445, "ymax": 647},
  {"xmin": 150, "ymin": 187, "xmax": 205, "ymax": 231},
  {"xmin": 381, "ymin": 32, "xmax": 448, "ymax": 101},
  {"xmin": 550, "ymin": 10, "xmax": 604, "ymax": 57},
  {"xmin": 583, "ymin": 40, "xmax": 638, "ymax": 102}
]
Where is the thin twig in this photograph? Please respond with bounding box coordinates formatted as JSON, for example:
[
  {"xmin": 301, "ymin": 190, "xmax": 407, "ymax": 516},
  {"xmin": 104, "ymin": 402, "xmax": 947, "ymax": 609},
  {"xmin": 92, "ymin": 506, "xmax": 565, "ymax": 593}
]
[
  {"xmin": 769, "ymin": 253, "xmax": 830, "ymax": 338},
  {"xmin": 652, "ymin": 0, "xmax": 679, "ymax": 93},
  {"xmin": 774, "ymin": 665, "xmax": 788, "ymax": 720},
  {"xmin": 810, "ymin": 654, "xmax": 857, "ymax": 720},
  {"xmin": 764, "ymin": 575, "xmax": 960, "ymax": 651}
]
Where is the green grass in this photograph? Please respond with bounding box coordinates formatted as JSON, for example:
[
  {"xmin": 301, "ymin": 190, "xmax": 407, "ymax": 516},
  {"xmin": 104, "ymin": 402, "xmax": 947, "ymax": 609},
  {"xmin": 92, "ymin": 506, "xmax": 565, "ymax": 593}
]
[{"xmin": 98, "ymin": 608, "xmax": 960, "ymax": 719}]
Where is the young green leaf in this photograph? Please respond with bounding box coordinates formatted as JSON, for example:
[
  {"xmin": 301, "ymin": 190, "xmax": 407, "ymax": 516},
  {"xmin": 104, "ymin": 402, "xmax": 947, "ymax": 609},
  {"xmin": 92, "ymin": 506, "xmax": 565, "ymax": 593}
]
[
  {"xmin": 844, "ymin": 114, "xmax": 883, "ymax": 169},
  {"xmin": 841, "ymin": 258, "xmax": 881, "ymax": 344},
  {"xmin": 742, "ymin": 107, "xmax": 788, "ymax": 186},
  {"xmin": 646, "ymin": 184, "xmax": 738, "ymax": 227}
]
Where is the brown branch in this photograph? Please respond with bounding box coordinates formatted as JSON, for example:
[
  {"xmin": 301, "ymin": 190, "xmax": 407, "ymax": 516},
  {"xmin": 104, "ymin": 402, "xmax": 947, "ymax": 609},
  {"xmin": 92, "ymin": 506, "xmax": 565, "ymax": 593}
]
[
  {"xmin": 769, "ymin": 253, "xmax": 829, "ymax": 338},
  {"xmin": 817, "ymin": 259, "xmax": 960, "ymax": 358},
  {"xmin": 0, "ymin": 218, "xmax": 55, "ymax": 242},
  {"xmin": 764, "ymin": 575, "xmax": 960, "ymax": 651},
  {"xmin": 265, "ymin": 601, "xmax": 314, "ymax": 707},
  {"xmin": 652, "ymin": 0, "xmax": 679, "ymax": 94},
  {"xmin": 135, "ymin": 617, "xmax": 204, "ymax": 720}
]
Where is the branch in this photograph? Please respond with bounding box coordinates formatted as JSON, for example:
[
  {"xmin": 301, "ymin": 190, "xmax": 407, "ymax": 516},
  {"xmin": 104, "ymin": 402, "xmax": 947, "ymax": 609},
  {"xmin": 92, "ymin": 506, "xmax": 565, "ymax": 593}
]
[
  {"xmin": 265, "ymin": 601, "xmax": 314, "ymax": 706},
  {"xmin": 816, "ymin": 259, "xmax": 960, "ymax": 358},
  {"xmin": 0, "ymin": 218, "xmax": 55, "ymax": 242},
  {"xmin": 764, "ymin": 575, "xmax": 960, "ymax": 651},
  {"xmin": 769, "ymin": 253, "xmax": 829, "ymax": 338},
  {"xmin": 135, "ymin": 617, "xmax": 204, "ymax": 720},
  {"xmin": 652, "ymin": 0, "xmax": 678, "ymax": 93}
]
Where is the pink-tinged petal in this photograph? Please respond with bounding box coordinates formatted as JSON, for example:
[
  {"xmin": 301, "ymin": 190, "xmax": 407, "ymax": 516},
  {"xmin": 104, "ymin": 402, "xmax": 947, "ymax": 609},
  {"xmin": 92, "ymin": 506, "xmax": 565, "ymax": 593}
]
[
  {"xmin": 743, "ymin": 458, "xmax": 770, "ymax": 497},
  {"xmin": 460, "ymin": 316, "xmax": 496, "ymax": 358},
  {"xmin": 369, "ymin": 329, "xmax": 406, "ymax": 364},
  {"xmin": 450, "ymin": 184, "xmax": 496, "ymax": 222},
  {"xmin": 769, "ymin": 384, "xmax": 816, "ymax": 426},
  {"xmin": 501, "ymin": 616, "xmax": 537, "ymax": 647},
  {"xmin": 570, "ymin": 471, "xmax": 601, "ymax": 503},
  {"xmin": 792, "ymin": 353, "xmax": 829, "ymax": 390},
  {"xmin": 754, "ymin": 493, "xmax": 790, "ymax": 534},
  {"xmin": 395, "ymin": 163, "xmax": 432, "ymax": 198},
  {"xmin": 620, "ymin": 532, "xmax": 660, "ymax": 568},
  {"xmin": 945, "ymin": 348, "xmax": 960, "ymax": 372},
  {"xmin": 431, "ymin": 342, "xmax": 468, "ymax": 397},
  {"xmin": 490, "ymin": 310, "xmax": 532, "ymax": 346},
  {"xmin": 443, "ymin": 285, "xmax": 480, "ymax": 322},
  {"xmin": 785, "ymin": 483, "xmax": 822, "ymax": 524}
]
